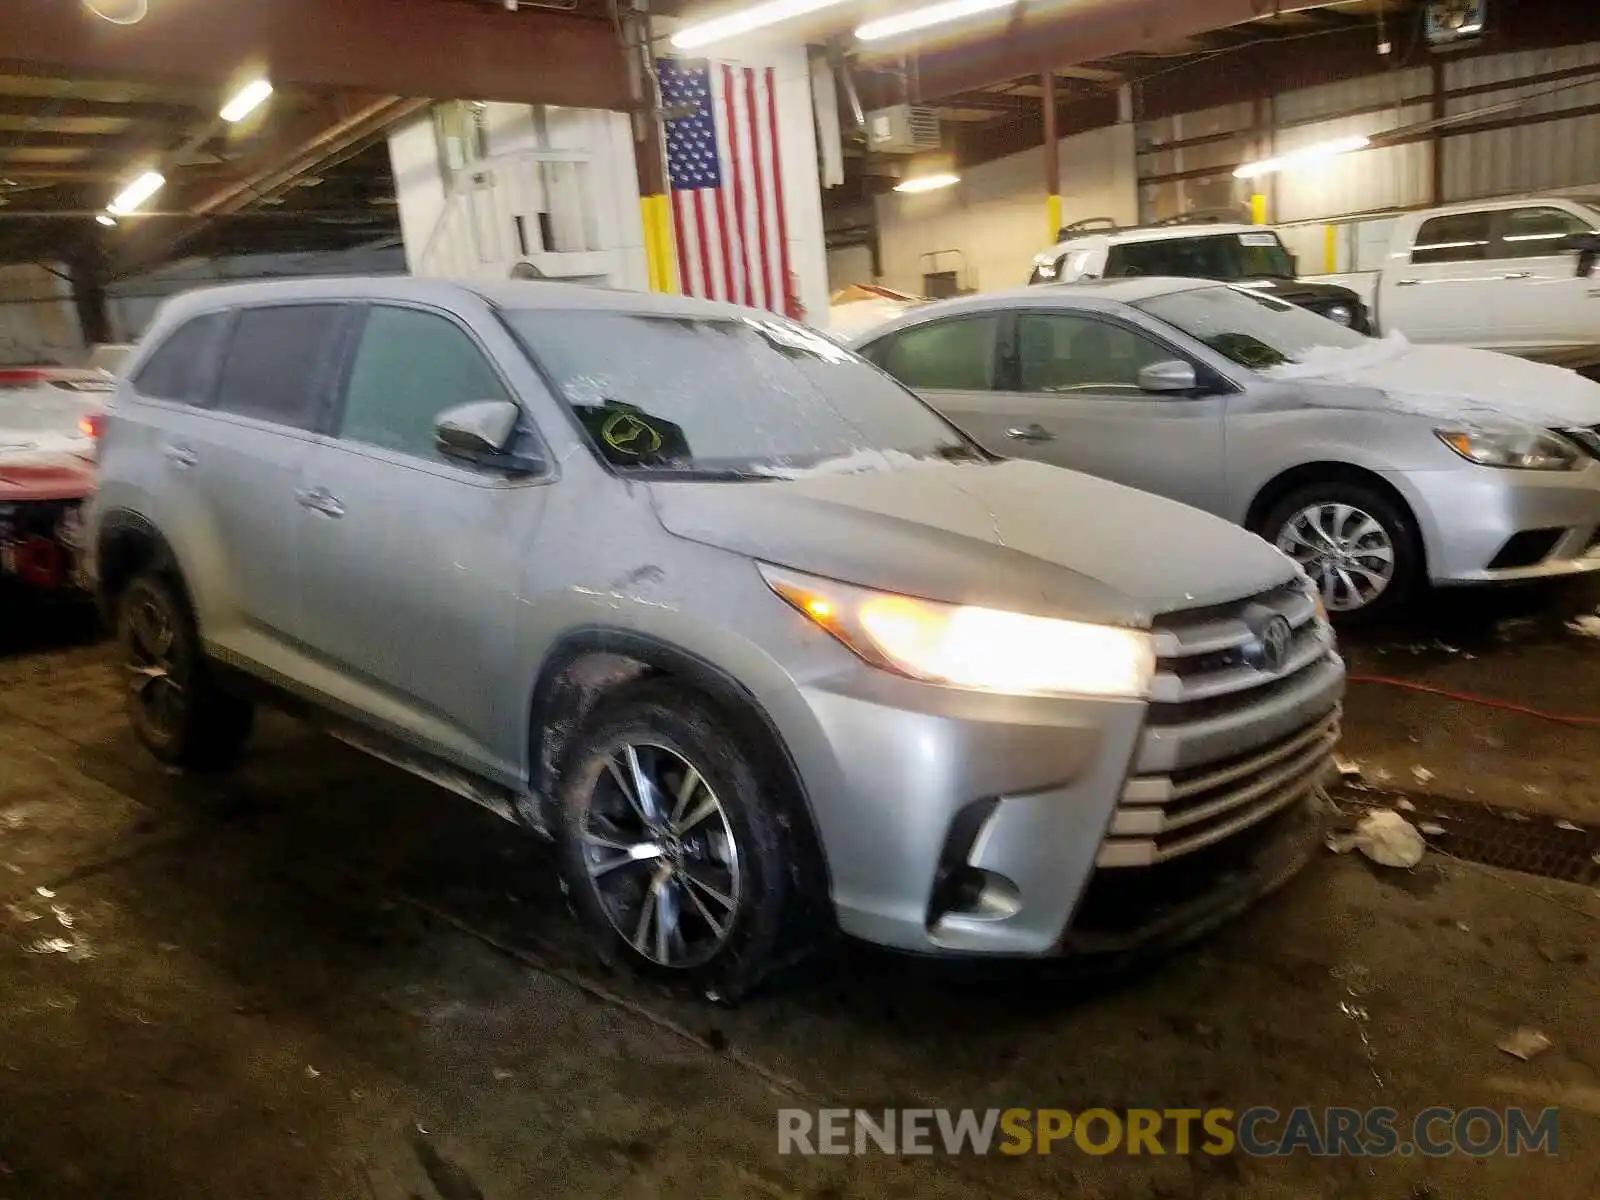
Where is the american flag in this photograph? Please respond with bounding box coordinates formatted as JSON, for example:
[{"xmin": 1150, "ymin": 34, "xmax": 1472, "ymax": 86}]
[{"xmin": 657, "ymin": 57, "xmax": 794, "ymax": 313}]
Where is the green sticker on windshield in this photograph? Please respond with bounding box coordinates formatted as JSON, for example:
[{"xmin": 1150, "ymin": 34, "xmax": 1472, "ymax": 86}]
[{"xmin": 601, "ymin": 411, "xmax": 664, "ymax": 457}]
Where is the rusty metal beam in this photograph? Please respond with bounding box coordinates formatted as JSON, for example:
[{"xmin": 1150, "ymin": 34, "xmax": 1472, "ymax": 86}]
[
  {"xmin": 0, "ymin": 0, "xmax": 629, "ymax": 110},
  {"xmin": 0, "ymin": 95, "xmax": 201, "ymax": 122}
]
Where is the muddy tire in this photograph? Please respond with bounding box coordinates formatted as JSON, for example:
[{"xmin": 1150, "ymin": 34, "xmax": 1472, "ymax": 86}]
[
  {"xmin": 1259, "ymin": 481, "xmax": 1422, "ymax": 623},
  {"xmin": 117, "ymin": 571, "xmax": 254, "ymax": 771},
  {"xmin": 553, "ymin": 679, "xmax": 804, "ymax": 1000}
]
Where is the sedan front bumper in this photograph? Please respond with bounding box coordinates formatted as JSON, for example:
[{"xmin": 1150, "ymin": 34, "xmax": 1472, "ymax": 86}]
[{"xmin": 1393, "ymin": 461, "xmax": 1600, "ymax": 584}]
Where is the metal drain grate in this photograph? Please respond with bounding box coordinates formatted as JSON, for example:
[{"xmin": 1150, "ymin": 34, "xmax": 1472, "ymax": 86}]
[{"xmin": 1330, "ymin": 786, "xmax": 1600, "ymax": 885}]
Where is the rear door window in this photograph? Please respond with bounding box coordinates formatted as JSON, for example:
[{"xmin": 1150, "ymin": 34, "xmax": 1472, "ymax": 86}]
[
  {"xmin": 878, "ymin": 316, "xmax": 1000, "ymax": 390},
  {"xmin": 131, "ymin": 312, "xmax": 230, "ymax": 403},
  {"xmin": 1410, "ymin": 212, "xmax": 1493, "ymax": 264},
  {"xmin": 1494, "ymin": 206, "xmax": 1594, "ymax": 258},
  {"xmin": 337, "ymin": 305, "xmax": 511, "ymax": 461},
  {"xmin": 214, "ymin": 304, "xmax": 348, "ymax": 430}
]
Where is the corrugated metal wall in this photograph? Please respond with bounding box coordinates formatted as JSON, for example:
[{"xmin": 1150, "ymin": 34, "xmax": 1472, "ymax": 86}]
[{"xmin": 1137, "ymin": 43, "xmax": 1600, "ymax": 232}]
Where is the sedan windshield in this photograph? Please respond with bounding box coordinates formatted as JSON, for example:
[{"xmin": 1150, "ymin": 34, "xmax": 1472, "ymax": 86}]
[
  {"xmin": 1136, "ymin": 285, "xmax": 1370, "ymax": 370},
  {"xmin": 504, "ymin": 309, "xmax": 977, "ymax": 476}
]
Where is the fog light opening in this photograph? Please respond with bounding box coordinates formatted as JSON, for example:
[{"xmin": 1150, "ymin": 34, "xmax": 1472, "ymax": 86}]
[{"xmin": 929, "ymin": 866, "xmax": 1021, "ymax": 924}]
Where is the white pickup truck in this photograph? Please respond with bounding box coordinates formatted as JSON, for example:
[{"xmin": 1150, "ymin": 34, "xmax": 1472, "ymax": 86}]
[{"xmin": 1311, "ymin": 195, "xmax": 1600, "ymax": 374}]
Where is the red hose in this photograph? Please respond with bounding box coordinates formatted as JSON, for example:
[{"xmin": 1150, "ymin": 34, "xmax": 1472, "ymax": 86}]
[{"xmin": 1346, "ymin": 674, "xmax": 1600, "ymax": 728}]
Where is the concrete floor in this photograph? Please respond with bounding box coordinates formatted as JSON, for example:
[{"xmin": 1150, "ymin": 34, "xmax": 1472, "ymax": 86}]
[{"xmin": 2, "ymin": 588, "xmax": 1599, "ymax": 1199}]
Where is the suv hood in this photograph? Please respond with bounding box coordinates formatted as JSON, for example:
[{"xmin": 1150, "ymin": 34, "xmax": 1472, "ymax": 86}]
[
  {"xmin": 649, "ymin": 458, "xmax": 1295, "ymax": 627},
  {"xmin": 1264, "ymin": 333, "xmax": 1600, "ymax": 427}
]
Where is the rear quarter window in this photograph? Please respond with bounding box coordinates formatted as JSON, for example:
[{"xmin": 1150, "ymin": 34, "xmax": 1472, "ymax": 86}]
[{"xmin": 131, "ymin": 312, "xmax": 230, "ymax": 403}]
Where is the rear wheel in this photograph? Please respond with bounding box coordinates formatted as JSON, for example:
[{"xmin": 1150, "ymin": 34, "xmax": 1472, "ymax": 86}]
[
  {"xmin": 554, "ymin": 680, "xmax": 804, "ymax": 999},
  {"xmin": 1260, "ymin": 481, "xmax": 1421, "ymax": 621},
  {"xmin": 117, "ymin": 571, "xmax": 254, "ymax": 771}
]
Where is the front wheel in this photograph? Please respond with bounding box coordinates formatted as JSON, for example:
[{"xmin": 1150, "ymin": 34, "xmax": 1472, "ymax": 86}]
[
  {"xmin": 117, "ymin": 571, "xmax": 254, "ymax": 771},
  {"xmin": 553, "ymin": 681, "xmax": 804, "ymax": 998},
  {"xmin": 1259, "ymin": 482, "xmax": 1421, "ymax": 621}
]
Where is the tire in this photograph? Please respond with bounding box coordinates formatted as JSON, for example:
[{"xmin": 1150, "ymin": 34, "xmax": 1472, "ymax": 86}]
[
  {"xmin": 1258, "ymin": 480, "xmax": 1422, "ymax": 622},
  {"xmin": 553, "ymin": 679, "xmax": 806, "ymax": 999},
  {"xmin": 117, "ymin": 570, "xmax": 254, "ymax": 771}
]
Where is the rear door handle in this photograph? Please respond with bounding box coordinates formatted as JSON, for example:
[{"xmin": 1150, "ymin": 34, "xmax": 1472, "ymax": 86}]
[
  {"xmin": 163, "ymin": 442, "xmax": 197, "ymax": 468},
  {"xmin": 295, "ymin": 487, "xmax": 345, "ymax": 518},
  {"xmin": 1394, "ymin": 279, "xmax": 1421, "ymax": 287},
  {"xmin": 1502, "ymin": 271, "xmax": 1532, "ymax": 280},
  {"xmin": 1005, "ymin": 424, "xmax": 1056, "ymax": 443}
]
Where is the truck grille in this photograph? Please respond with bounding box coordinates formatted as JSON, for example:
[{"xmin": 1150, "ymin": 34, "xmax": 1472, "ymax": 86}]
[{"xmin": 1098, "ymin": 581, "xmax": 1341, "ymax": 868}]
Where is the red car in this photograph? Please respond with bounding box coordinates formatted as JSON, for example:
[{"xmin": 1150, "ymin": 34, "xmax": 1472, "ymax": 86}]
[{"xmin": 0, "ymin": 367, "xmax": 109, "ymax": 596}]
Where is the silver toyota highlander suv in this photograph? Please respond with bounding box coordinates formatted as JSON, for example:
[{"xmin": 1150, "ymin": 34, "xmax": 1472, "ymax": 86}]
[{"xmin": 86, "ymin": 277, "xmax": 1343, "ymax": 995}]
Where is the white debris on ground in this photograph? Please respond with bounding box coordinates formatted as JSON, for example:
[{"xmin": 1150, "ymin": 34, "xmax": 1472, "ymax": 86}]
[
  {"xmin": 1497, "ymin": 1029, "xmax": 1553, "ymax": 1062},
  {"xmin": 1327, "ymin": 809, "xmax": 1427, "ymax": 868},
  {"xmin": 1566, "ymin": 614, "xmax": 1600, "ymax": 639},
  {"xmin": 1334, "ymin": 756, "xmax": 1362, "ymax": 779},
  {"xmin": 1412, "ymin": 766, "xmax": 1434, "ymax": 784}
]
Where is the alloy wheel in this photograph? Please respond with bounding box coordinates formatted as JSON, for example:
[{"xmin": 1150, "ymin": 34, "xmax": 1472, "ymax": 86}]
[
  {"xmin": 580, "ymin": 741, "xmax": 742, "ymax": 968},
  {"xmin": 124, "ymin": 589, "xmax": 185, "ymax": 742},
  {"xmin": 1275, "ymin": 502, "xmax": 1396, "ymax": 612}
]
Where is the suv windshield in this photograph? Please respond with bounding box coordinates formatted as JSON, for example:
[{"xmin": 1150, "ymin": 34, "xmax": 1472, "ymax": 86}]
[
  {"xmin": 1137, "ymin": 285, "xmax": 1369, "ymax": 370},
  {"xmin": 504, "ymin": 309, "xmax": 977, "ymax": 476},
  {"xmin": 1106, "ymin": 232, "xmax": 1296, "ymax": 281}
]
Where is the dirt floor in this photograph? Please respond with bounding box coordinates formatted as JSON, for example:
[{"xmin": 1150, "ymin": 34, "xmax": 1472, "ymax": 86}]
[{"xmin": 2, "ymin": 585, "xmax": 1599, "ymax": 1199}]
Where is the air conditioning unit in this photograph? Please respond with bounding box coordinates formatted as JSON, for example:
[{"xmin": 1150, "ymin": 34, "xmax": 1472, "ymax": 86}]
[
  {"xmin": 1426, "ymin": 0, "xmax": 1486, "ymax": 46},
  {"xmin": 865, "ymin": 105, "xmax": 942, "ymax": 154}
]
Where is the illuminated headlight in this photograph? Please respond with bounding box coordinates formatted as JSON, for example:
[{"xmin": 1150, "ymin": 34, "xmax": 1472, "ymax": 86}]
[
  {"xmin": 762, "ymin": 565, "xmax": 1155, "ymax": 699},
  {"xmin": 1436, "ymin": 427, "xmax": 1580, "ymax": 471},
  {"xmin": 1323, "ymin": 304, "xmax": 1354, "ymax": 327}
]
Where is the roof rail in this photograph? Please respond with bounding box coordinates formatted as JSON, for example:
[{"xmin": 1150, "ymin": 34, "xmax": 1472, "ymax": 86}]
[
  {"xmin": 1151, "ymin": 206, "xmax": 1252, "ymax": 227},
  {"xmin": 1056, "ymin": 216, "xmax": 1122, "ymax": 239}
]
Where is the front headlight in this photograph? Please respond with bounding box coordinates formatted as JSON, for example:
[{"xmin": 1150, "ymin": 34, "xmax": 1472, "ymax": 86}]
[
  {"xmin": 1435, "ymin": 427, "xmax": 1579, "ymax": 471},
  {"xmin": 761, "ymin": 565, "xmax": 1155, "ymax": 699},
  {"xmin": 1323, "ymin": 304, "xmax": 1354, "ymax": 327}
]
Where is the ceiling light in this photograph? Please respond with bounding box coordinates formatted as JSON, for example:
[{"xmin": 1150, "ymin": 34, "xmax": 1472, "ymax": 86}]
[
  {"xmin": 670, "ymin": 0, "xmax": 854, "ymax": 49},
  {"xmin": 857, "ymin": 0, "xmax": 1016, "ymax": 41},
  {"xmin": 895, "ymin": 173, "xmax": 960, "ymax": 193},
  {"xmin": 95, "ymin": 214, "xmax": 117, "ymax": 227},
  {"xmin": 1233, "ymin": 135, "xmax": 1370, "ymax": 180},
  {"xmin": 82, "ymin": 0, "xmax": 148, "ymax": 24},
  {"xmin": 107, "ymin": 170, "xmax": 165, "ymax": 215},
  {"xmin": 220, "ymin": 79, "xmax": 274, "ymax": 124}
]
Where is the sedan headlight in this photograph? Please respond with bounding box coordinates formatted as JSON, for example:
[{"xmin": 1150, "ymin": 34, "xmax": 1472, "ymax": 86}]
[
  {"xmin": 1323, "ymin": 304, "xmax": 1354, "ymax": 327},
  {"xmin": 761, "ymin": 565, "xmax": 1155, "ymax": 698},
  {"xmin": 1436, "ymin": 427, "xmax": 1580, "ymax": 471}
]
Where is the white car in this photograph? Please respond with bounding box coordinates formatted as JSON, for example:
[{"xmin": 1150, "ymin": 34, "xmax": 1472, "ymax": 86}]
[{"xmin": 1308, "ymin": 195, "xmax": 1600, "ymax": 372}]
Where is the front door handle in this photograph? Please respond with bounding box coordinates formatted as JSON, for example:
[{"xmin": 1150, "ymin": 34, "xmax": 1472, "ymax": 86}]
[
  {"xmin": 1394, "ymin": 279, "xmax": 1421, "ymax": 287},
  {"xmin": 163, "ymin": 442, "xmax": 197, "ymax": 468},
  {"xmin": 1502, "ymin": 271, "xmax": 1532, "ymax": 280},
  {"xmin": 295, "ymin": 487, "xmax": 345, "ymax": 518},
  {"xmin": 1005, "ymin": 423, "xmax": 1056, "ymax": 443}
]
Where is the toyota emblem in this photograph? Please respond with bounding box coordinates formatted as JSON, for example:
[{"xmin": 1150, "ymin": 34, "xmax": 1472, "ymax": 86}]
[{"xmin": 1255, "ymin": 615, "xmax": 1293, "ymax": 673}]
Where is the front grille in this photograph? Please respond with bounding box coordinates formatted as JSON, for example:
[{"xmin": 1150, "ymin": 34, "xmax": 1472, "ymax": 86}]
[
  {"xmin": 1101, "ymin": 581, "xmax": 1341, "ymax": 868},
  {"xmin": 1098, "ymin": 710, "xmax": 1339, "ymax": 867}
]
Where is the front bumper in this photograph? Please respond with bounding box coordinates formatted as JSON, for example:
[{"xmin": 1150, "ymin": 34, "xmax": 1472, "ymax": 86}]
[
  {"xmin": 791, "ymin": 601, "xmax": 1344, "ymax": 957},
  {"xmin": 1394, "ymin": 461, "xmax": 1600, "ymax": 584}
]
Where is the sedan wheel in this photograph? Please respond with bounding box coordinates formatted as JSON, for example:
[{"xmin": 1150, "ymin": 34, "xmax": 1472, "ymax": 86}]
[
  {"xmin": 580, "ymin": 741, "xmax": 743, "ymax": 969},
  {"xmin": 1275, "ymin": 501, "xmax": 1397, "ymax": 613}
]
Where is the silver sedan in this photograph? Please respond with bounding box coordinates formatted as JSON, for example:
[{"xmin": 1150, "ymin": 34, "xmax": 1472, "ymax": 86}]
[{"xmin": 853, "ymin": 277, "xmax": 1600, "ymax": 618}]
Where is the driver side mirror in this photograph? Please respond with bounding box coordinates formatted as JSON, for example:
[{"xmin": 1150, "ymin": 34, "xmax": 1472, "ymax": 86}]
[
  {"xmin": 435, "ymin": 399, "xmax": 544, "ymax": 474},
  {"xmin": 1137, "ymin": 360, "xmax": 1199, "ymax": 394},
  {"xmin": 1563, "ymin": 232, "xmax": 1600, "ymax": 278}
]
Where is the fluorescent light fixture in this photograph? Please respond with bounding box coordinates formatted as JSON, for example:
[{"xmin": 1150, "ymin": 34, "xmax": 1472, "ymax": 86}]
[
  {"xmin": 95, "ymin": 213, "xmax": 117, "ymax": 227},
  {"xmin": 1233, "ymin": 135, "xmax": 1370, "ymax": 180},
  {"xmin": 107, "ymin": 170, "xmax": 165, "ymax": 215},
  {"xmin": 220, "ymin": 78, "xmax": 274, "ymax": 123},
  {"xmin": 856, "ymin": 0, "xmax": 1016, "ymax": 41},
  {"xmin": 894, "ymin": 173, "xmax": 960, "ymax": 193},
  {"xmin": 670, "ymin": 0, "xmax": 852, "ymax": 49}
]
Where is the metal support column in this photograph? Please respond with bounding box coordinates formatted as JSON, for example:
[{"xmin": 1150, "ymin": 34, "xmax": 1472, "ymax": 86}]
[
  {"xmin": 626, "ymin": 6, "xmax": 677, "ymax": 293},
  {"xmin": 1043, "ymin": 71, "xmax": 1061, "ymax": 241}
]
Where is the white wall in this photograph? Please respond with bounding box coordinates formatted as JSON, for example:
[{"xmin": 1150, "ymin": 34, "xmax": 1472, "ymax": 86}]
[
  {"xmin": 873, "ymin": 123, "xmax": 1138, "ymax": 295},
  {"xmin": 826, "ymin": 244, "xmax": 874, "ymax": 291},
  {"xmin": 0, "ymin": 265, "xmax": 82, "ymax": 365}
]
